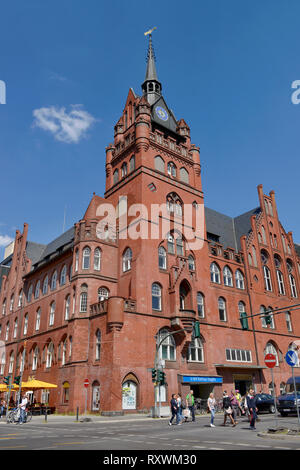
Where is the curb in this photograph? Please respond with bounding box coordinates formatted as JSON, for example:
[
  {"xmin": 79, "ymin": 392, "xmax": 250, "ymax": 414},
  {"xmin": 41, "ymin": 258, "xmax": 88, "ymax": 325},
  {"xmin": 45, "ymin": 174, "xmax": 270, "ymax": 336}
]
[{"xmin": 258, "ymin": 431, "xmax": 300, "ymax": 441}]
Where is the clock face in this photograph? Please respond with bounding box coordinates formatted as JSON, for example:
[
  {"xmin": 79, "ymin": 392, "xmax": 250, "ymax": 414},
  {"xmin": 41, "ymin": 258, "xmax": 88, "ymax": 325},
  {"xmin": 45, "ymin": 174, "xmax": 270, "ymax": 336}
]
[{"xmin": 155, "ymin": 106, "xmax": 168, "ymax": 122}]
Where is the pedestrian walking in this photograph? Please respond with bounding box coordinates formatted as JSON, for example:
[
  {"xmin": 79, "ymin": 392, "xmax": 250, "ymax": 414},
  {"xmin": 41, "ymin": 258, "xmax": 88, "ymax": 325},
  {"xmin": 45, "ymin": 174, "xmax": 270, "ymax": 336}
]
[
  {"xmin": 17, "ymin": 393, "xmax": 28, "ymax": 425},
  {"xmin": 177, "ymin": 393, "xmax": 183, "ymax": 424},
  {"xmin": 169, "ymin": 394, "xmax": 180, "ymax": 426},
  {"xmin": 0, "ymin": 399, "xmax": 4, "ymax": 419},
  {"xmin": 207, "ymin": 393, "xmax": 216, "ymax": 427},
  {"xmin": 230, "ymin": 390, "xmax": 239, "ymax": 424},
  {"xmin": 246, "ymin": 389, "xmax": 258, "ymax": 430},
  {"xmin": 222, "ymin": 391, "xmax": 236, "ymax": 426},
  {"xmin": 186, "ymin": 389, "xmax": 195, "ymax": 422}
]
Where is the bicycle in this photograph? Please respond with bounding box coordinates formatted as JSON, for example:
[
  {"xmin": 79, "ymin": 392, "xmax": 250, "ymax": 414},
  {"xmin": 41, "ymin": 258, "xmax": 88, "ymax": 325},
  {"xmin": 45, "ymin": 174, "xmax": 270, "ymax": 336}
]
[{"xmin": 6, "ymin": 407, "xmax": 32, "ymax": 424}]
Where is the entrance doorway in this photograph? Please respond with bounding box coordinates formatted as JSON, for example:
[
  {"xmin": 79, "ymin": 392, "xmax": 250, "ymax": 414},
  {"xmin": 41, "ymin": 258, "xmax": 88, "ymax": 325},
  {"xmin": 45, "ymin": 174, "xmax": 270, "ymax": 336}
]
[{"xmin": 234, "ymin": 379, "xmax": 253, "ymax": 396}]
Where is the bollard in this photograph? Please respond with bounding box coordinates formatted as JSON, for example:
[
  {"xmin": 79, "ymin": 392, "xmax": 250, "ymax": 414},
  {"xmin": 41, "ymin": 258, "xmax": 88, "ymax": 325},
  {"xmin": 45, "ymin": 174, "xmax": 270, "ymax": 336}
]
[{"xmin": 76, "ymin": 407, "xmax": 79, "ymax": 422}]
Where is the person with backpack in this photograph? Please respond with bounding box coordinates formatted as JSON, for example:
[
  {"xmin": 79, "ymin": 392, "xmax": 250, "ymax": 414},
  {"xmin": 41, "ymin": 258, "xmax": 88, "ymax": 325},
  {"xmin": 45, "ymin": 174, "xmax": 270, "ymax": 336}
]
[
  {"xmin": 222, "ymin": 391, "xmax": 236, "ymax": 426},
  {"xmin": 186, "ymin": 390, "xmax": 195, "ymax": 422},
  {"xmin": 246, "ymin": 388, "xmax": 258, "ymax": 430}
]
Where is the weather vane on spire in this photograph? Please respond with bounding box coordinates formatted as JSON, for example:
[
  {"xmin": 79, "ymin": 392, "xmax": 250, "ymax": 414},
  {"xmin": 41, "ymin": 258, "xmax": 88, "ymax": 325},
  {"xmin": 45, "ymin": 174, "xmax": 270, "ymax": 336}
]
[{"xmin": 144, "ymin": 26, "xmax": 157, "ymax": 36}]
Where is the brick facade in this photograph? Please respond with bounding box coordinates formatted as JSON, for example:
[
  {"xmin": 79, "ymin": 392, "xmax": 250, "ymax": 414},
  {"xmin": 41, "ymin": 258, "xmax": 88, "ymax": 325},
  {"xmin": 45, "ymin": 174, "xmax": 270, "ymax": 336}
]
[{"xmin": 1, "ymin": 37, "xmax": 300, "ymax": 414}]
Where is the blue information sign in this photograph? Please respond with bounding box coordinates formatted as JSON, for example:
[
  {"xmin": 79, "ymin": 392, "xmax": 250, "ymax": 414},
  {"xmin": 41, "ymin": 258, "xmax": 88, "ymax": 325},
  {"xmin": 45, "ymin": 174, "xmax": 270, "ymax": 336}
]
[
  {"xmin": 182, "ymin": 376, "xmax": 223, "ymax": 384},
  {"xmin": 285, "ymin": 350, "xmax": 298, "ymax": 367}
]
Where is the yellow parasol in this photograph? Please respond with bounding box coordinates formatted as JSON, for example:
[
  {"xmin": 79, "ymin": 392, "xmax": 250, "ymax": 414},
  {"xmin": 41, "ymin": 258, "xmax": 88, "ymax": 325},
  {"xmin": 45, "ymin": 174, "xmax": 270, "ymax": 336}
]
[{"xmin": 21, "ymin": 379, "xmax": 57, "ymax": 390}]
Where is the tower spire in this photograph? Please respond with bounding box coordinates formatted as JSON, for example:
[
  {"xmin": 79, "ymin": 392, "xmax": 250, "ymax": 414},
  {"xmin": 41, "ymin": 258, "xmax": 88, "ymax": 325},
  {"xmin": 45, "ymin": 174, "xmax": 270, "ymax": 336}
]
[{"xmin": 142, "ymin": 28, "xmax": 162, "ymax": 105}]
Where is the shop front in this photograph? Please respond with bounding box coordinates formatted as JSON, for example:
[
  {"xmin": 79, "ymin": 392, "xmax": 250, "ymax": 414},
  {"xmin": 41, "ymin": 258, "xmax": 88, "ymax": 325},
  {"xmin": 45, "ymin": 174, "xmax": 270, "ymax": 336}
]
[{"xmin": 180, "ymin": 375, "xmax": 223, "ymax": 401}]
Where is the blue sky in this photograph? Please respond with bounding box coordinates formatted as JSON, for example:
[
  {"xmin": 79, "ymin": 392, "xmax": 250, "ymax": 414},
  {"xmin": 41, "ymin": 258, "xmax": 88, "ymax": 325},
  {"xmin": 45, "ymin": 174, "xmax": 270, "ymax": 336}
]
[{"xmin": 1, "ymin": 0, "xmax": 300, "ymax": 259}]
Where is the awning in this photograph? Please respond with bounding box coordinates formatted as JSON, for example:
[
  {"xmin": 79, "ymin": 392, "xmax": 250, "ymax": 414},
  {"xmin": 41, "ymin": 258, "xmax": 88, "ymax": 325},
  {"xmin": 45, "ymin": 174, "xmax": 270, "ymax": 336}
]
[{"xmin": 214, "ymin": 364, "xmax": 267, "ymax": 370}]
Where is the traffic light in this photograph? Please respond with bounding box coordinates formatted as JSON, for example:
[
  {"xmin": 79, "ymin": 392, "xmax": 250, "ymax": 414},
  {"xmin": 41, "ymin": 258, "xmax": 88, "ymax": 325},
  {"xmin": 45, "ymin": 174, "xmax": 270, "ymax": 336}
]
[
  {"xmin": 14, "ymin": 376, "xmax": 21, "ymax": 385},
  {"xmin": 193, "ymin": 321, "xmax": 200, "ymax": 338},
  {"xmin": 240, "ymin": 311, "xmax": 249, "ymax": 330},
  {"xmin": 151, "ymin": 368, "xmax": 157, "ymax": 383},
  {"xmin": 3, "ymin": 375, "xmax": 10, "ymax": 385},
  {"xmin": 157, "ymin": 370, "xmax": 166, "ymax": 385}
]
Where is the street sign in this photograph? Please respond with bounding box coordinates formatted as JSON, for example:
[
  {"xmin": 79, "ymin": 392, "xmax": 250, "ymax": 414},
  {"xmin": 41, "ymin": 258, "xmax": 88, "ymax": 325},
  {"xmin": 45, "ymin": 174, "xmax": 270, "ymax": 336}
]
[
  {"xmin": 84, "ymin": 379, "xmax": 89, "ymax": 388},
  {"xmin": 264, "ymin": 353, "xmax": 276, "ymax": 368},
  {"xmin": 285, "ymin": 350, "xmax": 298, "ymax": 367}
]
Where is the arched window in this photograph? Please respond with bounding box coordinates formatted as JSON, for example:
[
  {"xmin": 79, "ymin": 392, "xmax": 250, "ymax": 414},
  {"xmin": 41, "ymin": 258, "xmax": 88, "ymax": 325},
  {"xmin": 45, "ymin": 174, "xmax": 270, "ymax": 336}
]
[
  {"xmin": 167, "ymin": 162, "xmax": 176, "ymax": 177},
  {"xmin": 265, "ymin": 342, "xmax": 279, "ymax": 366},
  {"xmin": 42, "ymin": 275, "xmax": 48, "ymax": 295},
  {"xmin": 75, "ymin": 249, "xmax": 79, "ymax": 272},
  {"xmin": 32, "ymin": 347, "xmax": 39, "ymax": 371},
  {"xmin": 98, "ymin": 287, "xmax": 109, "ymax": 302},
  {"xmin": 96, "ymin": 330, "xmax": 101, "ymax": 360},
  {"xmin": 176, "ymin": 236, "xmax": 184, "ymax": 256},
  {"xmin": 261, "ymin": 225, "xmax": 267, "ymax": 244},
  {"xmin": 154, "ymin": 155, "xmax": 165, "ymax": 173},
  {"xmin": 188, "ymin": 255, "xmax": 195, "ymax": 271},
  {"xmin": 65, "ymin": 295, "xmax": 70, "ymax": 320},
  {"xmin": 122, "ymin": 247, "xmax": 132, "ymax": 272},
  {"xmin": 0, "ymin": 353, "xmax": 5, "ymax": 375},
  {"xmin": 46, "ymin": 342, "xmax": 54, "ymax": 368},
  {"xmin": 82, "ymin": 247, "xmax": 91, "ymax": 270},
  {"xmin": 286, "ymin": 312, "xmax": 293, "ymax": 332},
  {"xmin": 23, "ymin": 313, "xmax": 28, "ymax": 336},
  {"xmin": 180, "ymin": 167, "xmax": 189, "ymax": 184},
  {"xmin": 13, "ymin": 318, "xmax": 18, "ymax": 338},
  {"xmin": 121, "ymin": 162, "xmax": 128, "ymax": 178},
  {"xmin": 2, "ymin": 298, "xmax": 6, "ymax": 316},
  {"xmin": 18, "ymin": 290, "xmax": 23, "ymax": 308},
  {"xmin": 166, "ymin": 193, "xmax": 182, "ymax": 216},
  {"xmin": 5, "ymin": 322, "xmax": 9, "ymax": 341},
  {"xmin": 235, "ymin": 270, "xmax": 245, "ymax": 289},
  {"xmin": 49, "ymin": 302, "xmax": 55, "ymax": 326},
  {"xmin": 218, "ymin": 297, "xmax": 227, "ymax": 321},
  {"xmin": 197, "ymin": 292, "xmax": 205, "ymax": 318},
  {"xmin": 152, "ymin": 283, "xmax": 162, "ymax": 311},
  {"xmin": 210, "ymin": 263, "xmax": 220, "ymax": 284},
  {"xmin": 276, "ymin": 270, "xmax": 285, "ymax": 295},
  {"xmin": 62, "ymin": 339, "xmax": 67, "ymax": 366},
  {"xmin": 129, "ymin": 155, "xmax": 135, "ymax": 172},
  {"xmin": 158, "ymin": 246, "xmax": 167, "ymax": 269},
  {"xmin": 113, "ymin": 169, "xmax": 119, "ymax": 184},
  {"xmin": 35, "ymin": 308, "xmax": 41, "ymax": 331},
  {"xmin": 94, "ymin": 248, "xmax": 101, "ymax": 271},
  {"xmin": 80, "ymin": 292, "xmax": 88, "ymax": 313},
  {"xmin": 34, "ymin": 281, "xmax": 40, "ymax": 299},
  {"xmin": 60, "ymin": 265, "xmax": 67, "ymax": 286},
  {"xmin": 188, "ymin": 336, "xmax": 204, "ymax": 362},
  {"xmin": 8, "ymin": 352, "xmax": 14, "ymax": 374},
  {"xmin": 263, "ymin": 266, "xmax": 272, "ymax": 291},
  {"xmin": 223, "ymin": 266, "xmax": 233, "ymax": 287},
  {"xmin": 157, "ymin": 328, "xmax": 176, "ymax": 361},
  {"xmin": 50, "ymin": 271, "xmax": 57, "ymax": 291},
  {"xmin": 179, "ymin": 280, "xmax": 191, "ymax": 310},
  {"xmin": 252, "ymin": 246, "xmax": 257, "ymax": 267},
  {"xmin": 289, "ymin": 274, "xmax": 297, "ymax": 298},
  {"xmin": 10, "ymin": 295, "xmax": 14, "ymax": 312},
  {"xmin": 69, "ymin": 336, "xmax": 72, "ymax": 358},
  {"xmin": 27, "ymin": 284, "xmax": 33, "ymax": 302}
]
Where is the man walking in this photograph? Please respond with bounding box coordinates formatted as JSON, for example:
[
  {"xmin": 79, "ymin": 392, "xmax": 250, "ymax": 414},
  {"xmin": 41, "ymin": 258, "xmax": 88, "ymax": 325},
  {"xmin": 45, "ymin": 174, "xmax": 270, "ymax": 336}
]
[
  {"xmin": 230, "ymin": 390, "xmax": 239, "ymax": 424},
  {"xmin": 17, "ymin": 393, "xmax": 28, "ymax": 425},
  {"xmin": 246, "ymin": 389, "xmax": 258, "ymax": 430},
  {"xmin": 186, "ymin": 389, "xmax": 195, "ymax": 422}
]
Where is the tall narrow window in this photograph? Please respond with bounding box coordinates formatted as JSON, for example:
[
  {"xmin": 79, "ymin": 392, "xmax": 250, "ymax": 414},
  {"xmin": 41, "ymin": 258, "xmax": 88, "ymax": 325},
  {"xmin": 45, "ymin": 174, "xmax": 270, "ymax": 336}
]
[
  {"xmin": 65, "ymin": 296, "xmax": 70, "ymax": 320},
  {"xmin": 8, "ymin": 352, "xmax": 14, "ymax": 374},
  {"xmin": 113, "ymin": 169, "xmax": 119, "ymax": 184},
  {"xmin": 188, "ymin": 336, "xmax": 204, "ymax": 362},
  {"xmin": 34, "ymin": 281, "xmax": 40, "ymax": 299},
  {"xmin": 13, "ymin": 318, "xmax": 18, "ymax": 338},
  {"xmin": 152, "ymin": 283, "xmax": 162, "ymax": 311},
  {"xmin": 158, "ymin": 329, "xmax": 176, "ymax": 361},
  {"xmin": 263, "ymin": 266, "xmax": 272, "ymax": 291},
  {"xmin": 94, "ymin": 248, "xmax": 101, "ymax": 271},
  {"xmin": 2, "ymin": 299, "xmax": 6, "ymax": 316},
  {"xmin": 218, "ymin": 297, "xmax": 227, "ymax": 321},
  {"xmin": 80, "ymin": 292, "xmax": 88, "ymax": 313},
  {"xmin": 235, "ymin": 270, "xmax": 245, "ymax": 289},
  {"xmin": 75, "ymin": 249, "xmax": 79, "ymax": 272},
  {"xmin": 42, "ymin": 276, "xmax": 48, "ymax": 295},
  {"xmin": 286, "ymin": 312, "xmax": 293, "ymax": 332},
  {"xmin": 5, "ymin": 322, "xmax": 9, "ymax": 341},
  {"xmin": 223, "ymin": 266, "xmax": 233, "ymax": 287},
  {"xmin": 121, "ymin": 162, "xmax": 127, "ymax": 178},
  {"xmin": 188, "ymin": 255, "xmax": 195, "ymax": 271},
  {"xmin": 18, "ymin": 290, "xmax": 23, "ymax": 308},
  {"xmin": 50, "ymin": 271, "xmax": 57, "ymax": 291},
  {"xmin": 167, "ymin": 235, "xmax": 175, "ymax": 254},
  {"xmin": 35, "ymin": 308, "xmax": 41, "ymax": 331},
  {"xmin": 32, "ymin": 347, "xmax": 39, "ymax": 371},
  {"xmin": 276, "ymin": 270, "xmax": 285, "ymax": 295},
  {"xmin": 0, "ymin": 353, "xmax": 5, "ymax": 375},
  {"xmin": 197, "ymin": 292, "xmax": 205, "ymax": 318},
  {"xmin": 49, "ymin": 302, "xmax": 55, "ymax": 326},
  {"xmin": 122, "ymin": 248, "xmax": 132, "ymax": 272},
  {"xmin": 289, "ymin": 274, "xmax": 297, "ymax": 298},
  {"xmin": 23, "ymin": 314, "xmax": 28, "ymax": 336},
  {"xmin": 129, "ymin": 155, "xmax": 135, "ymax": 172},
  {"xmin": 96, "ymin": 330, "xmax": 101, "ymax": 360},
  {"xmin": 210, "ymin": 263, "xmax": 220, "ymax": 284},
  {"xmin": 27, "ymin": 284, "xmax": 33, "ymax": 302},
  {"xmin": 10, "ymin": 295, "xmax": 14, "ymax": 312},
  {"xmin": 62, "ymin": 340, "xmax": 67, "ymax": 366},
  {"xmin": 82, "ymin": 247, "xmax": 91, "ymax": 270},
  {"xmin": 46, "ymin": 342, "xmax": 54, "ymax": 368},
  {"xmin": 158, "ymin": 246, "xmax": 167, "ymax": 269},
  {"xmin": 176, "ymin": 237, "xmax": 184, "ymax": 256},
  {"xmin": 60, "ymin": 265, "xmax": 67, "ymax": 286}
]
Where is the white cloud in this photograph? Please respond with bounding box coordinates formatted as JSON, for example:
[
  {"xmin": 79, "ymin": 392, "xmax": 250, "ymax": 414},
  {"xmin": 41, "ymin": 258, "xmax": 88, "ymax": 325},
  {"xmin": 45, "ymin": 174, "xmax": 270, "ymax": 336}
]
[
  {"xmin": 0, "ymin": 235, "xmax": 14, "ymax": 247},
  {"xmin": 32, "ymin": 105, "xmax": 96, "ymax": 144}
]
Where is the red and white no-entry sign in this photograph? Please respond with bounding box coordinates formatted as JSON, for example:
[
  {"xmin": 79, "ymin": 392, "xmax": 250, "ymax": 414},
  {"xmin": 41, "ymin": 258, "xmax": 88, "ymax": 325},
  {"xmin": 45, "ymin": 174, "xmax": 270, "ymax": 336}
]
[
  {"xmin": 264, "ymin": 353, "xmax": 276, "ymax": 368},
  {"xmin": 84, "ymin": 378, "xmax": 89, "ymax": 388}
]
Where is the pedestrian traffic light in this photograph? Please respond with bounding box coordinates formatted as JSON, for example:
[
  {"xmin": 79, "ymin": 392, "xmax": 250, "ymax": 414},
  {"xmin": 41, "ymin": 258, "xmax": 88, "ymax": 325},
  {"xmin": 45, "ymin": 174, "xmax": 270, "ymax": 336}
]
[
  {"xmin": 239, "ymin": 311, "xmax": 249, "ymax": 330},
  {"xmin": 193, "ymin": 321, "xmax": 200, "ymax": 338},
  {"xmin": 14, "ymin": 376, "xmax": 21, "ymax": 385},
  {"xmin": 151, "ymin": 368, "xmax": 157, "ymax": 383},
  {"xmin": 3, "ymin": 375, "xmax": 10, "ymax": 385},
  {"xmin": 157, "ymin": 370, "xmax": 166, "ymax": 385}
]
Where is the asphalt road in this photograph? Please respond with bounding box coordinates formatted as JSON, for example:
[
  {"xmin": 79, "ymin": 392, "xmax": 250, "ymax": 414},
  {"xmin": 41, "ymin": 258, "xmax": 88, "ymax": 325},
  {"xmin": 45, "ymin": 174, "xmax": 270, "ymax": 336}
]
[{"xmin": 0, "ymin": 412, "xmax": 300, "ymax": 451}]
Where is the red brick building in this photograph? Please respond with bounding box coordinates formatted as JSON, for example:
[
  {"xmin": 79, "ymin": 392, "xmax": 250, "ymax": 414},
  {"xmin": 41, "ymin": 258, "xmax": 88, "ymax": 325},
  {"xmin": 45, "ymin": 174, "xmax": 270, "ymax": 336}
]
[{"xmin": 1, "ymin": 35, "xmax": 300, "ymax": 415}]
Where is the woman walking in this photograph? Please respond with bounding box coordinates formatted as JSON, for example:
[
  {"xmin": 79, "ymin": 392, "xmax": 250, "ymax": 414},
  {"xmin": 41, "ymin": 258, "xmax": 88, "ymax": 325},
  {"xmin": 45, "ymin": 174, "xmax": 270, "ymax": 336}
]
[
  {"xmin": 207, "ymin": 393, "xmax": 216, "ymax": 427},
  {"xmin": 222, "ymin": 391, "xmax": 236, "ymax": 426}
]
